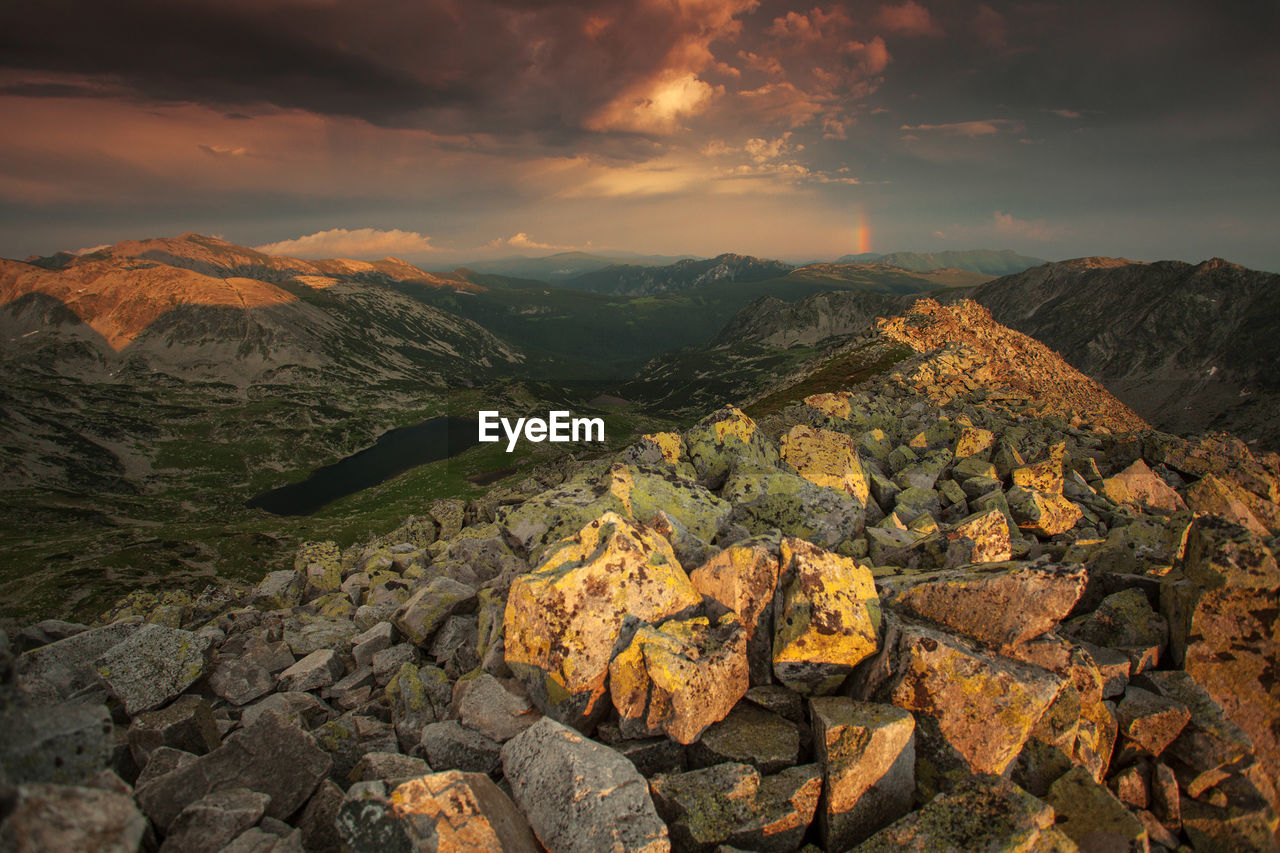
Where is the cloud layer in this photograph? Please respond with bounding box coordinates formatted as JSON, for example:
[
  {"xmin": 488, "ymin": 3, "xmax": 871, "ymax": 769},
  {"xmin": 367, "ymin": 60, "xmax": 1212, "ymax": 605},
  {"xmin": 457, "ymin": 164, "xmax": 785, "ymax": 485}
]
[{"xmin": 1, "ymin": 1, "xmax": 1277, "ymax": 269}]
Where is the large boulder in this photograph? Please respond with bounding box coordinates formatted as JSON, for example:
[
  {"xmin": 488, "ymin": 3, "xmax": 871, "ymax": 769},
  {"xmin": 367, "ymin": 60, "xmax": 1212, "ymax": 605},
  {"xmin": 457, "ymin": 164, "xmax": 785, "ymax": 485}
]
[
  {"xmin": 723, "ymin": 462, "xmax": 865, "ymax": 550},
  {"xmin": 610, "ymin": 613, "xmax": 749, "ymax": 744},
  {"xmin": 779, "ymin": 425, "xmax": 872, "ymax": 506},
  {"xmin": 683, "ymin": 405, "xmax": 778, "ymax": 486},
  {"xmin": 772, "ymin": 538, "xmax": 881, "ymax": 695},
  {"xmin": 649, "ymin": 762, "xmax": 822, "ymax": 853},
  {"xmin": 877, "ymin": 619, "xmax": 1065, "ymax": 786},
  {"xmin": 0, "ymin": 702, "xmax": 113, "ymax": 785},
  {"xmin": 1161, "ymin": 516, "xmax": 1280, "ymax": 813},
  {"xmin": 853, "ymin": 775, "xmax": 1069, "ymax": 852},
  {"xmin": 501, "ymin": 717, "xmax": 670, "ymax": 853},
  {"xmin": 380, "ymin": 771, "xmax": 539, "ymax": 853},
  {"xmin": 14, "ymin": 622, "xmax": 138, "ymax": 704},
  {"xmin": 504, "ymin": 512, "xmax": 701, "ymax": 731},
  {"xmin": 92, "ymin": 623, "xmax": 214, "ymax": 715}
]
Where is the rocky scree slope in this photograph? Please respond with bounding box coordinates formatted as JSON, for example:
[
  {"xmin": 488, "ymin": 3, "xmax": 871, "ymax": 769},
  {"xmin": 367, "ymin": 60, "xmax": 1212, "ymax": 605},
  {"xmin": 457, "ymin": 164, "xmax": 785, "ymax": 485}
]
[
  {"xmin": 3, "ymin": 301, "xmax": 1280, "ymax": 851},
  {"xmin": 967, "ymin": 257, "xmax": 1280, "ymax": 452}
]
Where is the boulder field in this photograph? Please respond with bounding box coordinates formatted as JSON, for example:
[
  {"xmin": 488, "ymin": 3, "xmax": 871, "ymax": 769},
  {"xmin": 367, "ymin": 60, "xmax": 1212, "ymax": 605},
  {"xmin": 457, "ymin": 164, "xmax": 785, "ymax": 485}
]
[{"xmin": 3, "ymin": 360, "xmax": 1280, "ymax": 850}]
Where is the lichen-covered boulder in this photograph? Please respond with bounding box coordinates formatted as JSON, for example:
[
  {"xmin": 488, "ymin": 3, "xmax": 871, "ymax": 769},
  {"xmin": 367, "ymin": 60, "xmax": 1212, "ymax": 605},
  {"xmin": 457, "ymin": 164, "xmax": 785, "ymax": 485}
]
[
  {"xmin": 772, "ymin": 538, "xmax": 881, "ymax": 695},
  {"xmin": 779, "ymin": 425, "xmax": 872, "ymax": 506},
  {"xmin": 877, "ymin": 561, "xmax": 1087, "ymax": 651},
  {"xmin": 649, "ymin": 761, "xmax": 822, "ymax": 853},
  {"xmin": 879, "ymin": 619, "xmax": 1064, "ymax": 786},
  {"xmin": 1101, "ymin": 459, "xmax": 1186, "ymax": 514},
  {"xmin": 1006, "ymin": 486, "xmax": 1083, "ymax": 537},
  {"xmin": 385, "ymin": 771, "xmax": 539, "ymax": 853},
  {"xmin": 683, "ymin": 405, "xmax": 778, "ymax": 486},
  {"xmin": 944, "ymin": 508, "xmax": 1014, "ymax": 564},
  {"xmin": 0, "ymin": 703, "xmax": 113, "ymax": 785},
  {"xmin": 724, "ymin": 461, "xmax": 866, "ymax": 550},
  {"xmin": 688, "ymin": 536, "xmax": 782, "ymax": 685},
  {"xmin": 503, "ymin": 512, "xmax": 701, "ymax": 731},
  {"xmin": 393, "ymin": 577, "xmax": 476, "ymax": 648},
  {"xmin": 93, "ymin": 623, "xmax": 213, "ymax": 715},
  {"xmin": 1045, "ymin": 766, "xmax": 1149, "ymax": 852},
  {"xmin": 499, "ymin": 463, "xmax": 730, "ymax": 562},
  {"xmin": 687, "ymin": 704, "xmax": 803, "ymax": 774},
  {"xmin": 609, "ymin": 613, "xmax": 749, "ymax": 744},
  {"xmin": 853, "ymin": 775, "xmax": 1068, "ymax": 853},
  {"xmin": 1161, "ymin": 515, "xmax": 1280, "ymax": 813}
]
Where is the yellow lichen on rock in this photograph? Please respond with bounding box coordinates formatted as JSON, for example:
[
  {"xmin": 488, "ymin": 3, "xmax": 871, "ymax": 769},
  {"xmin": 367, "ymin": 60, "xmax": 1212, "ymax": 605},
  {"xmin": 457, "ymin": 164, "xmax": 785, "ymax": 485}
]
[
  {"xmin": 610, "ymin": 612, "xmax": 749, "ymax": 744},
  {"xmin": 503, "ymin": 512, "xmax": 702, "ymax": 730},
  {"xmin": 772, "ymin": 538, "xmax": 881, "ymax": 695},
  {"xmin": 779, "ymin": 425, "xmax": 871, "ymax": 506},
  {"xmin": 804, "ymin": 392, "xmax": 855, "ymax": 421}
]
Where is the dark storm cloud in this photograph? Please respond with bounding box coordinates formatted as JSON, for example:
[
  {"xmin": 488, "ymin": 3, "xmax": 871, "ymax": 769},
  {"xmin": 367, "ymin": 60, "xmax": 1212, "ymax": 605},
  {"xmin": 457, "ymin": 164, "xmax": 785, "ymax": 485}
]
[{"xmin": 0, "ymin": 0, "xmax": 759, "ymax": 132}]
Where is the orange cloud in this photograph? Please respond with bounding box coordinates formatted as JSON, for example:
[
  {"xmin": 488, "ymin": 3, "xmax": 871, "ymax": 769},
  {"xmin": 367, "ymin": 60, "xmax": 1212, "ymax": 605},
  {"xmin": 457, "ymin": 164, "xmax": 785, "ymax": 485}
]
[
  {"xmin": 255, "ymin": 228, "xmax": 436, "ymax": 258},
  {"xmin": 900, "ymin": 118, "xmax": 1023, "ymax": 137},
  {"xmin": 875, "ymin": 2, "xmax": 941, "ymax": 37}
]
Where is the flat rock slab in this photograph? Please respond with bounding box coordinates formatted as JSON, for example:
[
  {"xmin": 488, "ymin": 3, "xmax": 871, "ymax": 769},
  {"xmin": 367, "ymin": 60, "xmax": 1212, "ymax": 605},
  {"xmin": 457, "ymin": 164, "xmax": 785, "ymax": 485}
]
[
  {"xmin": 501, "ymin": 717, "xmax": 670, "ymax": 853},
  {"xmin": 93, "ymin": 623, "xmax": 213, "ymax": 715},
  {"xmin": 388, "ymin": 771, "xmax": 540, "ymax": 853},
  {"xmin": 159, "ymin": 788, "xmax": 272, "ymax": 853},
  {"xmin": 878, "ymin": 560, "xmax": 1086, "ymax": 650},
  {"xmin": 1046, "ymin": 766, "xmax": 1149, "ymax": 852},
  {"xmin": 15, "ymin": 622, "xmax": 138, "ymax": 704},
  {"xmin": 853, "ymin": 775, "xmax": 1066, "ymax": 852},
  {"xmin": 687, "ymin": 704, "xmax": 802, "ymax": 775}
]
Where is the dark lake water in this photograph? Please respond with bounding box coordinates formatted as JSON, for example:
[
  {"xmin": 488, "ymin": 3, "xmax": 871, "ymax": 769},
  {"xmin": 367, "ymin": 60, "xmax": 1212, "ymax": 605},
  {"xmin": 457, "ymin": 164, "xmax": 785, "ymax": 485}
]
[{"xmin": 246, "ymin": 416, "xmax": 479, "ymax": 516}]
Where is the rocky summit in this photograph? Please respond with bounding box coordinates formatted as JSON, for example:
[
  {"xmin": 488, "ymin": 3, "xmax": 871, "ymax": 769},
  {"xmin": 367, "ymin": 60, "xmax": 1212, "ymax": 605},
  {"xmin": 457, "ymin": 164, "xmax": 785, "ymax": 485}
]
[{"xmin": 2, "ymin": 298, "xmax": 1280, "ymax": 852}]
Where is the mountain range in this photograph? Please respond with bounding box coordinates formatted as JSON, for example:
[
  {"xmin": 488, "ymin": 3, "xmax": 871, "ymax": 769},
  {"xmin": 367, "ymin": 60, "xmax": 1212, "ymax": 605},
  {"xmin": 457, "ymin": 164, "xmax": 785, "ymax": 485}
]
[
  {"xmin": 3, "ymin": 232, "xmax": 1278, "ymax": 622},
  {"xmin": 834, "ymin": 249, "xmax": 1047, "ymax": 276}
]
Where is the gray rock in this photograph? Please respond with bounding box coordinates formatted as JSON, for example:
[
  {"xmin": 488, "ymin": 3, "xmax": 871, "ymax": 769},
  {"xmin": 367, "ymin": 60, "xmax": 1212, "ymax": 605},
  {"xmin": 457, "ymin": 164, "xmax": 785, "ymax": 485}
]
[
  {"xmin": 313, "ymin": 713, "xmax": 400, "ymax": 785},
  {"xmin": 349, "ymin": 752, "xmax": 432, "ymax": 787},
  {"xmin": 649, "ymin": 761, "xmax": 823, "ymax": 853},
  {"xmin": 128, "ymin": 694, "xmax": 221, "ymax": 766},
  {"xmin": 501, "ymin": 717, "xmax": 670, "ymax": 853},
  {"xmin": 159, "ymin": 788, "xmax": 272, "ymax": 853},
  {"xmin": 223, "ymin": 828, "xmax": 281, "ymax": 853},
  {"xmin": 297, "ymin": 779, "xmax": 344, "ymax": 853},
  {"xmin": 430, "ymin": 614, "xmax": 480, "ymax": 676},
  {"xmin": 418, "ymin": 720, "xmax": 502, "ymax": 775},
  {"xmin": 854, "ymin": 775, "xmax": 1064, "ymax": 852},
  {"xmin": 134, "ymin": 712, "xmax": 331, "ymax": 832},
  {"xmin": 387, "ymin": 663, "xmax": 453, "ymax": 753},
  {"xmin": 0, "ymin": 702, "xmax": 113, "ymax": 785},
  {"xmin": 373, "ymin": 643, "xmax": 419, "ymax": 685},
  {"xmin": 240, "ymin": 691, "xmax": 333, "ymax": 731},
  {"xmin": 14, "ymin": 621, "xmax": 138, "ymax": 704},
  {"xmin": 242, "ymin": 637, "xmax": 296, "ymax": 674},
  {"xmin": 1045, "ymin": 766, "xmax": 1149, "ymax": 852},
  {"xmin": 352, "ymin": 623, "xmax": 394, "ymax": 668},
  {"xmin": 0, "ymin": 782, "xmax": 147, "ymax": 853},
  {"xmin": 93, "ymin": 623, "xmax": 214, "ymax": 715},
  {"xmin": 248, "ymin": 570, "xmax": 305, "ymax": 611},
  {"xmin": 456, "ymin": 674, "xmax": 540, "ymax": 743},
  {"xmin": 135, "ymin": 746, "xmax": 197, "ymax": 787},
  {"xmin": 277, "ymin": 649, "xmax": 343, "ymax": 693},
  {"xmin": 209, "ymin": 657, "xmax": 275, "ymax": 706},
  {"xmin": 393, "ymin": 577, "xmax": 477, "ymax": 648},
  {"xmin": 284, "ymin": 618, "xmax": 359, "ymax": 657},
  {"xmin": 687, "ymin": 705, "xmax": 802, "ymax": 775},
  {"xmin": 335, "ymin": 781, "xmax": 414, "ymax": 852}
]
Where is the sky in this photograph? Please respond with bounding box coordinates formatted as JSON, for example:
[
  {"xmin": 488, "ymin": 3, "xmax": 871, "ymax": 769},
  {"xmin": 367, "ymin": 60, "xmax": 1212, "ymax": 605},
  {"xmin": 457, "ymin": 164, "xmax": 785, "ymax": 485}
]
[{"xmin": 1, "ymin": 0, "xmax": 1277, "ymax": 270}]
